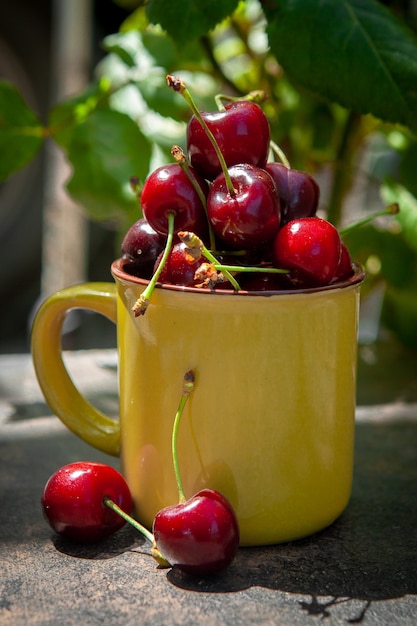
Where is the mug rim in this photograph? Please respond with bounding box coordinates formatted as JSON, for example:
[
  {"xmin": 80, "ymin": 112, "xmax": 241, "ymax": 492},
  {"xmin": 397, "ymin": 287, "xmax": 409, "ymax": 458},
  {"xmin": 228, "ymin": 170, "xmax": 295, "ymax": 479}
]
[{"xmin": 112, "ymin": 258, "xmax": 365, "ymax": 297}]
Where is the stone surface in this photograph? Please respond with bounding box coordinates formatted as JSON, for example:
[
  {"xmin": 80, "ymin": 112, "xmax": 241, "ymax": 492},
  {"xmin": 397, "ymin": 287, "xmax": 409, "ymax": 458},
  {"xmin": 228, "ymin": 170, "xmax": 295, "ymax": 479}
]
[{"xmin": 0, "ymin": 349, "xmax": 416, "ymax": 625}]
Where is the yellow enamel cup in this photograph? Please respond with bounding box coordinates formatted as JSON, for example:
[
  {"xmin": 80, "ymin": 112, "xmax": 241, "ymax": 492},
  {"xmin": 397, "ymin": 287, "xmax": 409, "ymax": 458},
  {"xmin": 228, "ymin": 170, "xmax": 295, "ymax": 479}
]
[{"xmin": 32, "ymin": 259, "xmax": 365, "ymax": 546}]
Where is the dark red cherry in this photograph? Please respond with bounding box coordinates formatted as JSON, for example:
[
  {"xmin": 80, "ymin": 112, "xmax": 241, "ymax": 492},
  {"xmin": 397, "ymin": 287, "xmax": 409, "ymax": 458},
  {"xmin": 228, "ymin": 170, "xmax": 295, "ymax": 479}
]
[
  {"xmin": 207, "ymin": 164, "xmax": 281, "ymax": 249},
  {"xmin": 121, "ymin": 217, "xmax": 165, "ymax": 278},
  {"xmin": 141, "ymin": 163, "xmax": 209, "ymax": 237},
  {"xmin": 41, "ymin": 462, "xmax": 133, "ymax": 543},
  {"xmin": 333, "ymin": 242, "xmax": 354, "ymax": 282},
  {"xmin": 265, "ymin": 162, "xmax": 319, "ymax": 225},
  {"xmin": 239, "ymin": 271, "xmax": 292, "ymax": 291},
  {"xmin": 121, "ymin": 217, "xmax": 165, "ymax": 263},
  {"xmin": 154, "ymin": 241, "xmax": 205, "ymax": 287},
  {"xmin": 187, "ymin": 100, "xmax": 270, "ymax": 181},
  {"xmin": 153, "ymin": 488, "xmax": 240, "ymax": 575},
  {"xmin": 273, "ymin": 217, "xmax": 342, "ymax": 287}
]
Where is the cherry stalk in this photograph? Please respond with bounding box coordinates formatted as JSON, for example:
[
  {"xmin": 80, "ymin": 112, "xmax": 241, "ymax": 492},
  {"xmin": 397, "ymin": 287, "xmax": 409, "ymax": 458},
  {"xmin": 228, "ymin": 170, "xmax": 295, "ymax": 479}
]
[
  {"xmin": 167, "ymin": 75, "xmax": 236, "ymax": 197},
  {"xmin": 153, "ymin": 370, "xmax": 240, "ymax": 575},
  {"xmin": 132, "ymin": 211, "xmax": 175, "ymax": 316}
]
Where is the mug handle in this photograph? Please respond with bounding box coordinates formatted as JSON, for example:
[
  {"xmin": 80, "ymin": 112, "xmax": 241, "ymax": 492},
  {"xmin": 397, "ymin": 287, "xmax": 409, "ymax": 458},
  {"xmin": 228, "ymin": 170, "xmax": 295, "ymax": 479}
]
[{"xmin": 31, "ymin": 282, "xmax": 120, "ymax": 456}]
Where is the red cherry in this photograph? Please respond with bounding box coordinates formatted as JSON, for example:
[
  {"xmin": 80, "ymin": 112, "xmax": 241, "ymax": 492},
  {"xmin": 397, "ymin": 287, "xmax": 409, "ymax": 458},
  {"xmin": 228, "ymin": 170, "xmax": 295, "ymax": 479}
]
[
  {"xmin": 154, "ymin": 241, "xmax": 205, "ymax": 287},
  {"xmin": 121, "ymin": 217, "xmax": 165, "ymax": 279},
  {"xmin": 121, "ymin": 217, "xmax": 165, "ymax": 263},
  {"xmin": 265, "ymin": 162, "xmax": 319, "ymax": 225},
  {"xmin": 273, "ymin": 217, "xmax": 342, "ymax": 287},
  {"xmin": 153, "ymin": 488, "xmax": 240, "ymax": 575},
  {"xmin": 333, "ymin": 242, "xmax": 354, "ymax": 282},
  {"xmin": 239, "ymin": 271, "xmax": 292, "ymax": 291},
  {"xmin": 141, "ymin": 163, "xmax": 208, "ymax": 237},
  {"xmin": 207, "ymin": 164, "xmax": 281, "ymax": 249},
  {"xmin": 41, "ymin": 462, "xmax": 133, "ymax": 543},
  {"xmin": 187, "ymin": 100, "xmax": 270, "ymax": 180}
]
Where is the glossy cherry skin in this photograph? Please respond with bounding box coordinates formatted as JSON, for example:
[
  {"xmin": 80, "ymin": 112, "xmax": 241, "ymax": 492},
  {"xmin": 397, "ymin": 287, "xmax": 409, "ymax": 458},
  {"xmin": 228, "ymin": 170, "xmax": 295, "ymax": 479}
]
[
  {"xmin": 333, "ymin": 242, "xmax": 354, "ymax": 282},
  {"xmin": 154, "ymin": 242, "xmax": 205, "ymax": 287},
  {"xmin": 239, "ymin": 271, "xmax": 292, "ymax": 291},
  {"xmin": 265, "ymin": 162, "xmax": 319, "ymax": 225},
  {"xmin": 121, "ymin": 217, "xmax": 165, "ymax": 278},
  {"xmin": 187, "ymin": 100, "xmax": 270, "ymax": 181},
  {"xmin": 41, "ymin": 462, "xmax": 133, "ymax": 543},
  {"xmin": 153, "ymin": 489, "xmax": 240, "ymax": 575},
  {"xmin": 121, "ymin": 217, "xmax": 165, "ymax": 263},
  {"xmin": 141, "ymin": 163, "xmax": 208, "ymax": 237},
  {"xmin": 207, "ymin": 164, "xmax": 281, "ymax": 249},
  {"xmin": 273, "ymin": 217, "xmax": 342, "ymax": 287}
]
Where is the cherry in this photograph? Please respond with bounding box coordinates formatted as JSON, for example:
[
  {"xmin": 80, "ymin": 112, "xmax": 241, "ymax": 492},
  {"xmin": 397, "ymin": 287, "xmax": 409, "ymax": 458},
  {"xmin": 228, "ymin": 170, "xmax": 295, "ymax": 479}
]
[
  {"xmin": 140, "ymin": 163, "xmax": 208, "ymax": 238},
  {"xmin": 153, "ymin": 488, "xmax": 240, "ymax": 575},
  {"xmin": 41, "ymin": 462, "xmax": 133, "ymax": 543},
  {"xmin": 153, "ymin": 370, "xmax": 239, "ymax": 575},
  {"xmin": 121, "ymin": 217, "xmax": 165, "ymax": 278},
  {"xmin": 239, "ymin": 270, "xmax": 292, "ymax": 291},
  {"xmin": 154, "ymin": 241, "xmax": 205, "ymax": 287},
  {"xmin": 187, "ymin": 99, "xmax": 270, "ymax": 181},
  {"xmin": 273, "ymin": 217, "xmax": 342, "ymax": 287},
  {"xmin": 207, "ymin": 163, "xmax": 281, "ymax": 249},
  {"xmin": 265, "ymin": 162, "xmax": 319, "ymax": 225},
  {"xmin": 333, "ymin": 242, "xmax": 354, "ymax": 282}
]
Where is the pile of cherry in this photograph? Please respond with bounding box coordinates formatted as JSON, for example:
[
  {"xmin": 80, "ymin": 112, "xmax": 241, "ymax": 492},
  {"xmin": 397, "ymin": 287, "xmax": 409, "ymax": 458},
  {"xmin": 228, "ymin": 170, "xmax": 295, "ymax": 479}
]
[{"xmin": 121, "ymin": 75, "xmax": 355, "ymax": 312}]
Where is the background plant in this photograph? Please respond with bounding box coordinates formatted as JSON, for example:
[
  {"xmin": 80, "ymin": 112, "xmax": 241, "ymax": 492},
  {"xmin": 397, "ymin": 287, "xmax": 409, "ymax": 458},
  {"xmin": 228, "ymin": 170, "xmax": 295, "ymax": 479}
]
[{"xmin": 2, "ymin": 0, "xmax": 417, "ymax": 347}]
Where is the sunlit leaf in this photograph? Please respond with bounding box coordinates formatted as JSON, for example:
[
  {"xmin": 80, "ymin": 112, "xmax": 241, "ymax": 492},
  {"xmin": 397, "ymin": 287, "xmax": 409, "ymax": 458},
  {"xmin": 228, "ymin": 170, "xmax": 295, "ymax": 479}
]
[
  {"xmin": 264, "ymin": 0, "xmax": 417, "ymax": 133},
  {"xmin": 0, "ymin": 81, "xmax": 44, "ymax": 181},
  {"xmin": 146, "ymin": 0, "xmax": 240, "ymax": 45},
  {"xmin": 65, "ymin": 109, "xmax": 152, "ymax": 223}
]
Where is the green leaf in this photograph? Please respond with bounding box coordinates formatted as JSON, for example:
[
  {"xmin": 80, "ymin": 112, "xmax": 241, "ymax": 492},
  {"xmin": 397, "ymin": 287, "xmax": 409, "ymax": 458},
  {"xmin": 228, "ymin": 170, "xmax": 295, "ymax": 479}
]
[
  {"xmin": 383, "ymin": 283, "xmax": 417, "ymax": 349},
  {"xmin": 65, "ymin": 109, "xmax": 152, "ymax": 224},
  {"xmin": 48, "ymin": 82, "xmax": 110, "ymax": 149},
  {"xmin": 264, "ymin": 0, "xmax": 417, "ymax": 133},
  {"xmin": 0, "ymin": 80, "xmax": 44, "ymax": 181},
  {"xmin": 380, "ymin": 179, "xmax": 417, "ymax": 254},
  {"xmin": 146, "ymin": 0, "xmax": 241, "ymax": 45},
  {"xmin": 343, "ymin": 224, "xmax": 417, "ymax": 289}
]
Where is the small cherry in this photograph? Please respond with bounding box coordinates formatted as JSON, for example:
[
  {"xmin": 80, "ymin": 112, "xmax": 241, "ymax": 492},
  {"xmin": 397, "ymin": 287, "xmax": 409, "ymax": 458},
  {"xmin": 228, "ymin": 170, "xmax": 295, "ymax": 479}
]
[
  {"xmin": 187, "ymin": 99, "xmax": 271, "ymax": 181},
  {"xmin": 154, "ymin": 241, "xmax": 206, "ymax": 287},
  {"xmin": 140, "ymin": 162, "xmax": 208, "ymax": 239},
  {"xmin": 265, "ymin": 161, "xmax": 319, "ymax": 225},
  {"xmin": 153, "ymin": 370, "xmax": 240, "ymax": 575},
  {"xmin": 207, "ymin": 163, "xmax": 281, "ymax": 249},
  {"xmin": 121, "ymin": 217, "xmax": 165, "ymax": 278},
  {"xmin": 273, "ymin": 217, "xmax": 342, "ymax": 287},
  {"xmin": 41, "ymin": 462, "xmax": 133, "ymax": 543},
  {"xmin": 333, "ymin": 242, "xmax": 354, "ymax": 282}
]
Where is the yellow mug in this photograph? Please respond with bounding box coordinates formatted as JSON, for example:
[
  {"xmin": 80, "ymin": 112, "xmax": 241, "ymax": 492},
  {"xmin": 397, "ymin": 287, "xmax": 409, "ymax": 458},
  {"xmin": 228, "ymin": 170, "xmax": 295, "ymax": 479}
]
[{"xmin": 32, "ymin": 258, "xmax": 365, "ymax": 546}]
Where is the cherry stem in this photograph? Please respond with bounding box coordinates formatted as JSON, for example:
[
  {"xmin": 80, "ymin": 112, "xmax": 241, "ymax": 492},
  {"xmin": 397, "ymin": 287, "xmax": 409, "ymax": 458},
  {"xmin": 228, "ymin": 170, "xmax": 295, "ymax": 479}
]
[
  {"xmin": 269, "ymin": 140, "xmax": 291, "ymax": 169},
  {"xmin": 103, "ymin": 497, "xmax": 154, "ymax": 543},
  {"xmin": 132, "ymin": 212, "xmax": 175, "ymax": 316},
  {"xmin": 129, "ymin": 175, "xmax": 143, "ymax": 200},
  {"xmin": 214, "ymin": 90, "xmax": 268, "ymax": 111},
  {"xmin": 178, "ymin": 231, "xmax": 242, "ymax": 291},
  {"xmin": 172, "ymin": 370, "xmax": 195, "ymax": 504},
  {"xmin": 214, "ymin": 264, "xmax": 288, "ymax": 275},
  {"xmin": 171, "ymin": 145, "xmax": 216, "ymax": 250},
  {"xmin": 166, "ymin": 75, "xmax": 236, "ymax": 197},
  {"xmin": 103, "ymin": 497, "xmax": 170, "ymax": 567},
  {"xmin": 339, "ymin": 202, "xmax": 400, "ymax": 236}
]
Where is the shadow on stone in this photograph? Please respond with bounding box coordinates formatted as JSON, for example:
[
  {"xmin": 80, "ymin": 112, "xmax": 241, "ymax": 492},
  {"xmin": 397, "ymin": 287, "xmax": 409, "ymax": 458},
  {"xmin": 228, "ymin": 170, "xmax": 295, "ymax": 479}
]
[{"xmin": 166, "ymin": 419, "xmax": 417, "ymax": 611}]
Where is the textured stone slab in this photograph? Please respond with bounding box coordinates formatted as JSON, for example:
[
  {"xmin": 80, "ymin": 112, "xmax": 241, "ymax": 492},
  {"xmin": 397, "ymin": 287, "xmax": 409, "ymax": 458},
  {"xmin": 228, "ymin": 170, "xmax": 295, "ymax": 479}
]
[{"xmin": 0, "ymin": 350, "xmax": 416, "ymax": 625}]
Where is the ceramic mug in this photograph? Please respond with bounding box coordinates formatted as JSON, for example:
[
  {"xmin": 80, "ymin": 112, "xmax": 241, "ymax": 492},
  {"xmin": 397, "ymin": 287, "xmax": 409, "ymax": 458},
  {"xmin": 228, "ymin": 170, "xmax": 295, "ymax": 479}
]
[{"xmin": 32, "ymin": 258, "xmax": 365, "ymax": 546}]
